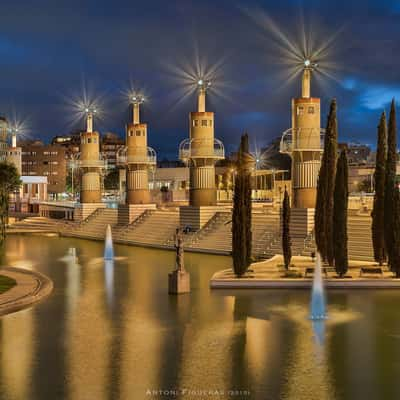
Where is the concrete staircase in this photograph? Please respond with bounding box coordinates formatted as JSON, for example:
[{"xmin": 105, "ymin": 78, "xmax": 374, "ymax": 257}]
[
  {"xmin": 7, "ymin": 216, "xmax": 66, "ymax": 233},
  {"xmin": 186, "ymin": 212, "xmax": 232, "ymax": 254},
  {"xmin": 114, "ymin": 210, "xmax": 180, "ymax": 247},
  {"xmin": 298, "ymin": 213, "xmax": 374, "ymax": 262},
  {"xmin": 347, "ymin": 213, "xmax": 374, "ymax": 261},
  {"xmin": 183, "ymin": 211, "xmax": 282, "ymax": 257},
  {"xmin": 63, "ymin": 208, "xmax": 119, "ymax": 240}
]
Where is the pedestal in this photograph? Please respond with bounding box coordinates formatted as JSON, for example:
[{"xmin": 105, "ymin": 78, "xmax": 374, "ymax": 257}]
[
  {"xmin": 168, "ymin": 270, "xmax": 190, "ymax": 294},
  {"xmin": 117, "ymin": 203, "xmax": 157, "ymax": 225},
  {"xmin": 74, "ymin": 203, "xmax": 105, "ymax": 222}
]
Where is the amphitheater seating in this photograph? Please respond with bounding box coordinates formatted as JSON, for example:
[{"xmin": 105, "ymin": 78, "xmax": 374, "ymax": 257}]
[
  {"xmin": 63, "ymin": 208, "xmax": 118, "ymax": 240},
  {"xmin": 7, "ymin": 216, "xmax": 66, "ymax": 233},
  {"xmin": 113, "ymin": 210, "xmax": 180, "ymax": 246}
]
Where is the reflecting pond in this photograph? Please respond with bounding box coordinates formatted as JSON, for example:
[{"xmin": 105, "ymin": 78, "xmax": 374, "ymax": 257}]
[{"xmin": 0, "ymin": 235, "xmax": 400, "ymax": 400}]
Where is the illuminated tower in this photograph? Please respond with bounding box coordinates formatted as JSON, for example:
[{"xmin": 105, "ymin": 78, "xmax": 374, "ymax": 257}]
[
  {"xmin": 117, "ymin": 95, "xmax": 157, "ymax": 224},
  {"xmin": 6, "ymin": 127, "xmax": 22, "ymax": 174},
  {"xmin": 179, "ymin": 80, "xmax": 224, "ymax": 230},
  {"xmin": 78, "ymin": 107, "xmax": 105, "ymax": 204},
  {"xmin": 180, "ymin": 80, "xmax": 224, "ymax": 206},
  {"xmin": 281, "ymin": 60, "xmax": 323, "ymax": 209},
  {"xmin": 125, "ymin": 95, "xmax": 156, "ymax": 204}
]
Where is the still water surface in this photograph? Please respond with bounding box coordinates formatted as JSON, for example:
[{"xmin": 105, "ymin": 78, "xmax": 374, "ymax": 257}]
[{"xmin": 1, "ymin": 235, "xmax": 400, "ymax": 400}]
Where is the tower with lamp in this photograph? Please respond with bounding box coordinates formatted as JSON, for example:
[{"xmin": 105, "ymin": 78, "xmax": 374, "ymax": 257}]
[{"xmin": 179, "ymin": 79, "xmax": 225, "ymax": 230}]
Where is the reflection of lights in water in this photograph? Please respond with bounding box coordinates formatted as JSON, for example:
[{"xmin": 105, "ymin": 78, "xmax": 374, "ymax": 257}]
[
  {"xmin": 104, "ymin": 260, "xmax": 114, "ymax": 309},
  {"xmin": 8, "ymin": 260, "xmax": 35, "ymax": 270}
]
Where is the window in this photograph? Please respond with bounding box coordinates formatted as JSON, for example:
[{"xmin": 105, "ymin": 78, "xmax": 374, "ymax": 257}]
[
  {"xmin": 201, "ymin": 119, "xmax": 207, "ymax": 127},
  {"xmin": 136, "ymin": 130, "xmax": 141, "ymax": 136},
  {"xmin": 193, "ymin": 120, "xmax": 199, "ymax": 127},
  {"xmin": 308, "ymin": 106, "xmax": 315, "ymax": 114},
  {"xmin": 297, "ymin": 106, "xmax": 304, "ymax": 116},
  {"xmin": 51, "ymin": 151, "xmax": 58, "ymax": 155},
  {"xmin": 209, "ymin": 120, "xmax": 213, "ymax": 127},
  {"xmin": 88, "ymin": 138, "xmax": 92, "ymax": 143}
]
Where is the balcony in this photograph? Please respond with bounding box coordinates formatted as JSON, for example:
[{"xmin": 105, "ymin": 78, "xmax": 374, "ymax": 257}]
[
  {"xmin": 179, "ymin": 138, "xmax": 225, "ymax": 162},
  {"xmin": 116, "ymin": 146, "xmax": 157, "ymax": 165},
  {"xmin": 75, "ymin": 152, "xmax": 107, "ymax": 168},
  {"xmin": 280, "ymin": 128, "xmax": 325, "ymax": 155}
]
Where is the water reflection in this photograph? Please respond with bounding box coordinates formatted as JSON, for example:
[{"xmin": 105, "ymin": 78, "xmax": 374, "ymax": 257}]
[
  {"xmin": 0, "ymin": 236, "xmax": 400, "ymax": 399},
  {"xmin": 104, "ymin": 260, "xmax": 114, "ymax": 309}
]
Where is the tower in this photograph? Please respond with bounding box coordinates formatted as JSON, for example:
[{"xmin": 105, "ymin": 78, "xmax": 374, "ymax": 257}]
[
  {"xmin": 281, "ymin": 60, "xmax": 323, "ymax": 209},
  {"xmin": 125, "ymin": 95, "xmax": 156, "ymax": 204},
  {"xmin": 117, "ymin": 95, "xmax": 157, "ymax": 224},
  {"xmin": 78, "ymin": 108, "xmax": 105, "ymax": 204},
  {"xmin": 179, "ymin": 80, "xmax": 224, "ymax": 206},
  {"xmin": 179, "ymin": 80, "xmax": 224, "ymax": 230},
  {"xmin": 6, "ymin": 127, "xmax": 22, "ymax": 174}
]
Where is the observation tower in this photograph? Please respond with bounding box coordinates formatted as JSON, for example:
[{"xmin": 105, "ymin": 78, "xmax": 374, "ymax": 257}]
[
  {"xmin": 117, "ymin": 95, "xmax": 157, "ymax": 224},
  {"xmin": 179, "ymin": 79, "xmax": 225, "ymax": 230}
]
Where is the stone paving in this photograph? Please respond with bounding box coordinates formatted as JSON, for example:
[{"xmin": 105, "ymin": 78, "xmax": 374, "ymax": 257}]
[
  {"xmin": 0, "ymin": 267, "xmax": 53, "ymax": 316},
  {"xmin": 210, "ymin": 255, "xmax": 400, "ymax": 289}
]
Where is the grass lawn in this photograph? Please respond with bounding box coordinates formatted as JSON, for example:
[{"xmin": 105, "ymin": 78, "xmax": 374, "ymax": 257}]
[{"xmin": 0, "ymin": 275, "xmax": 16, "ymax": 294}]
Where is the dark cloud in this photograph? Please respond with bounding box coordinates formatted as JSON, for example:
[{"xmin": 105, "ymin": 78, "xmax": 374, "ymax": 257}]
[{"xmin": 0, "ymin": 0, "xmax": 400, "ymax": 157}]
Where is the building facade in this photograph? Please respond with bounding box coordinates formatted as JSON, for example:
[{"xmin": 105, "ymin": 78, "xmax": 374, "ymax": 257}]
[{"xmin": 21, "ymin": 140, "xmax": 67, "ymax": 198}]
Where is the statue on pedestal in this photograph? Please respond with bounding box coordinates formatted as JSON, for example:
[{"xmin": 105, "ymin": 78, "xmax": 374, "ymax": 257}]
[
  {"xmin": 175, "ymin": 228, "xmax": 185, "ymax": 272},
  {"xmin": 168, "ymin": 227, "xmax": 190, "ymax": 294}
]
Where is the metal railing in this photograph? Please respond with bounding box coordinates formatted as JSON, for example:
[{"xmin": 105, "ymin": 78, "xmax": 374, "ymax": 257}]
[
  {"xmin": 280, "ymin": 128, "xmax": 325, "ymax": 154},
  {"xmin": 179, "ymin": 138, "xmax": 225, "ymax": 161},
  {"xmin": 116, "ymin": 146, "xmax": 157, "ymax": 165}
]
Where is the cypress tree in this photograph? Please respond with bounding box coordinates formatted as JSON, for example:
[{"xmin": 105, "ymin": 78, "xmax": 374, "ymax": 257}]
[
  {"xmin": 371, "ymin": 112, "xmax": 387, "ymax": 265},
  {"xmin": 232, "ymin": 133, "xmax": 253, "ymax": 277},
  {"xmin": 315, "ymin": 99, "xmax": 338, "ymax": 265},
  {"xmin": 282, "ymin": 188, "xmax": 291, "ymax": 270},
  {"xmin": 384, "ymin": 100, "xmax": 397, "ymax": 270},
  {"xmin": 333, "ymin": 150, "xmax": 349, "ymax": 277}
]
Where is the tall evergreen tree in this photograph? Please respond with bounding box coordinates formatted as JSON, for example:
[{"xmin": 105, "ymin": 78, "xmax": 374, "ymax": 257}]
[
  {"xmin": 371, "ymin": 112, "xmax": 387, "ymax": 265},
  {"xmin": 333, "ymin": 150, "xmax": 349, "ymax": 277},
  {"xmin": 232, "ymin": 133, "xmax": 253, "ymax": 277},
  {"xmin": 0, "ymin": 162, "xmax": 21, "ymax": 243},
  {"xmin": 282, "ymin": 188, "xmax": 291, "ymax": 270},
  {"xmin": 384, "ymin": 100, "xmax": 398, "ymax": 270},
  {"xmin": 315, "ymin": 99, "xmax": 338, "ymax": 265}
]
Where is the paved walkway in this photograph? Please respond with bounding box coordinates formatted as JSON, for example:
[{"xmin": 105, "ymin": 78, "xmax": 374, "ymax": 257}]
[
  {"xmin": 0, "ymin": 267, "xmax": 53, "ymax": 316},
  {"xmin": 210, "ymin": 255, "xmax": 400, "ymax": 289}
]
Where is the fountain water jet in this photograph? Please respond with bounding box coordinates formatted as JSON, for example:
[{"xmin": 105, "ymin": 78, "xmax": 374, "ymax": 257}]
[
  {"xmin": 310, "ymin": 252, "xmax": 327, "ymax": 320},
  {"xmin": 104, "ymin": 225, "xmax": 114, "ymax": 261}
]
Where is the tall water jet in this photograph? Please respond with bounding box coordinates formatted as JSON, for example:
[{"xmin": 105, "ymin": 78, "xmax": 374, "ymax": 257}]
[
  {"xmin": 104, "ymin": 225, "xmax": 114, "ymax": 261},
  {"xmin": 310, "ymin": 252, "xmax": 327, "ymax": 320}
]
